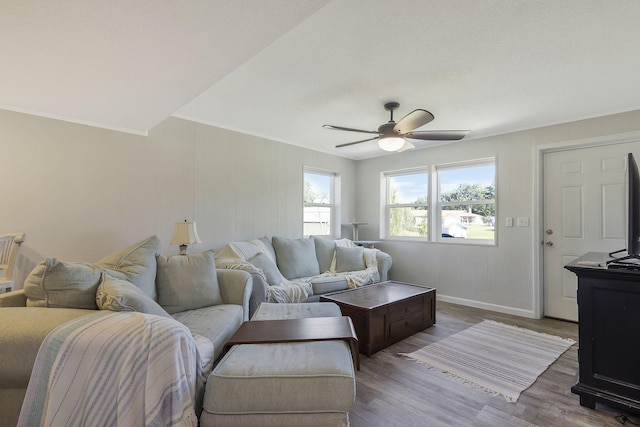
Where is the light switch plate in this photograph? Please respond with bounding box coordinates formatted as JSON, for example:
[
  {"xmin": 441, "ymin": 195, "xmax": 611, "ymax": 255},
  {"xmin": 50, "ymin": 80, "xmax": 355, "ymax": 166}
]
[
  {"xmin": 506, "ymin": 217, "xmax": 513, "ymax": 227},
  {"xmin": 517, "ymin": 217, "xmax": 529, "ymax": 227}
]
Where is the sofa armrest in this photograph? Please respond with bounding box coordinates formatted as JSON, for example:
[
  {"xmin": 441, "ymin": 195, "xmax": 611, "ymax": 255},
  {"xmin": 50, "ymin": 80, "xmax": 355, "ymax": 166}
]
[
  {"xmin": 0, "ymin": 289, "xmax": 27, "ymax": 307},
  {"xmin": 245, "ymin": 272, "xmax": 268, "ymax": 319},
  {"xmin": 376, "ymin": 251, "xmax": 393, "ymax": 282},
  {"xmin": 216, "ymin": 269, "xmax": 253, "ymax": 321},
  {"xmin": 214, "ymin": 262, "xmax": 268, "ymax": 319}
]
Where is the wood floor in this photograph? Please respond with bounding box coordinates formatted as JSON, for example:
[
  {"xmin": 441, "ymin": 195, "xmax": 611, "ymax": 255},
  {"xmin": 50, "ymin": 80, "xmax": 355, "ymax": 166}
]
[{"xmin": 349, "ymin": 301, "xmax": 637, "ymax": 427}]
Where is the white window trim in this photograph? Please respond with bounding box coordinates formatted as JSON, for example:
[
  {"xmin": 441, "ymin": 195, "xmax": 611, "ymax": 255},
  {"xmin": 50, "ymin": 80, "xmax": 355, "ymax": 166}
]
[
  {"xmin": 435, "ymin": 157, "xmax": 497, "ymax": 246},
  {"xmin": 303, "ymin": 167, "xmax": 340, "ymax": 238},
  {"xmin": 382, "ymin": 167, "xmax": 430, "ymax": 241},
  {"xmin": 380, "ymin": 158, "xmax": 497, "ymax": 245}
]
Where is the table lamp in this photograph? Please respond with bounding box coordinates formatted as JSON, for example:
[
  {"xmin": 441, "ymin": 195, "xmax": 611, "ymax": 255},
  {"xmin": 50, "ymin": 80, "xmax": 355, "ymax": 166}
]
[{"xmin": 170, "ymin": 220, "xmax": 202, "ymax": 255}]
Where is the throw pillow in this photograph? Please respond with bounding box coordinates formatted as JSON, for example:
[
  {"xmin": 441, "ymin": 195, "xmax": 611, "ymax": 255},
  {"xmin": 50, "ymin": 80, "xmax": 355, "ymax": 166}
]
[
  {"xmin": 248, "ymin": 252, "xmax": 286, "ymax": 286},
  {"xmin": 228, "ymin": 241, "xmax": 262, "ymax": 261},
  {"xmin": 335, "ymin": 246, "xmax": 366, "ymax": 273},
  {"xmin": 312, "ymin": 236, "xmax": 336, "ymax": 273},
  {"xmin": 24, "ymin": 258, "xmax": 103, "ymax": 309},
  {"xmin": 96, "ymin": 274, "xmax": 171, "ymax": 318},
  {"xmin": 156, "ymin": 250, "xmax": 222, "ymax": 314},
  {"xmin": 23, "ymin": 235, "xmax": 161, "ymax": 309},
  {"xmin": 272, "ymin": 236, "xmax": 320, "ymax": 280},
  {"xmin": 258, "ymin": 236, "xmax": 277, "ymax": 262},
  {"xmin": 96, "ymin": 235, "xmax": 161, "ymax": 299}
]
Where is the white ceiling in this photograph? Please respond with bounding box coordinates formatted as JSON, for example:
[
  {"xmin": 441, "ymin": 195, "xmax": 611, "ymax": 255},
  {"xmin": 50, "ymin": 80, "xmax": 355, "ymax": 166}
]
[{"xmin": 3, "ymin": 1, "xmax": 640, "ymax": 160}]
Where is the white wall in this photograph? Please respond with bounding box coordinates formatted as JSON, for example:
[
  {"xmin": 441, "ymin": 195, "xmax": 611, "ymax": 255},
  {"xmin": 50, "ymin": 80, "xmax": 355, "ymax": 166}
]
[
  {"xmin": 355, "ymin": 109, "xmax": 640, "ymax": 318},
  {"xmin": 0, "ymin": 111, "xmax": 355, "ymax": 289},
  {"xmin": 4, "ymin": 106, "xmax": 640, "ymax": 317}
]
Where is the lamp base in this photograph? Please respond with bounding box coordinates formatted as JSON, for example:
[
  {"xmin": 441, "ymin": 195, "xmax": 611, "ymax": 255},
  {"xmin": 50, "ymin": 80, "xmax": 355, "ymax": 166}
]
[{"xmin": 179, "ymin": 244, "xmax": 188, "ymax": 255}]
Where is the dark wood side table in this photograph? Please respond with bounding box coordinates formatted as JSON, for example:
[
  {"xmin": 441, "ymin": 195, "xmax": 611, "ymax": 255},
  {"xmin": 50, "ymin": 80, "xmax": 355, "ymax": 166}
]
[
  {"xmin": 565, "ymin": 253, "xmax": 640, "ymax": 414},
  {"xmin": 321, "ymin": 281, "xmax": 436, "ymax": 356},
  {"xmin": 222, "ymin": 316, "xmax": 360, "ymax": 370}
]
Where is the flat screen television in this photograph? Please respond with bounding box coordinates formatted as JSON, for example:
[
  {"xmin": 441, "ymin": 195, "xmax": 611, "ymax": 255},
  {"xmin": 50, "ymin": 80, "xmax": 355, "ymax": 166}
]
[{"xmin": 608, "ymin": 152, "xmax": 640, "ymax": 264}]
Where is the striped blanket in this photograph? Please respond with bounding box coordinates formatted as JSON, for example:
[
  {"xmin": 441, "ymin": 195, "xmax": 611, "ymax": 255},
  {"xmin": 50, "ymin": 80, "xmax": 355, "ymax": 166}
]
[{"xmin": 18, "ymin": 311, "xmax": 204, "ymax": 427}]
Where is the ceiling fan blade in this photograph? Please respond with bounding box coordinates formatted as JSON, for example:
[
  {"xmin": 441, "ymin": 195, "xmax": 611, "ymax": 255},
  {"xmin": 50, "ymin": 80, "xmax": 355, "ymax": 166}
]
[
  {"xmin": 393, "ymin": 109, "xmax": 435, "ymax": 134},
  {"xmin": 396, "ymin": 140, "xmax": 415, "ymax": 152},
  {"xmin": 323, "ymin": 124, "xmax": 379, "ymax": 135},
  {"xmin": 404, "ymin": 130, "xmax": 470, "ymax": 141},
  {"xmin": 335, "ymin": 136, "xmax": 380, "ymax": 148}
]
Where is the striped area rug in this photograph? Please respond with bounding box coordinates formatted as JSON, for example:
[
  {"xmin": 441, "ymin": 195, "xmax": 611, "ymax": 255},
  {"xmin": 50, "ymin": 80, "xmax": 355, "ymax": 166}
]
[{"xmin": 399, "ymin": 320, "xmax": 576, "ymax": 402}]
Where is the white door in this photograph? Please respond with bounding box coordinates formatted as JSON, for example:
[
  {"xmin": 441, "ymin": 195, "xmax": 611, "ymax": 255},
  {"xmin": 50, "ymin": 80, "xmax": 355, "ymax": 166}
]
[{"xmin": 543, "ymin": 143, "xmax": 638, "ymax": 321}]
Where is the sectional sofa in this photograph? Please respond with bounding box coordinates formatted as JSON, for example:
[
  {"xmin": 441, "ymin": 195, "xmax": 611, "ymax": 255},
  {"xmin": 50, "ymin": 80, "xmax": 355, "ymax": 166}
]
[
  {"xmin": 1, "ymin": 234, "xmax": 388, "ymax": 426},
  {"xmin": 0, "ymin": 236, "xmax": 252, "ymax": 426},
  {"xmin": 215, "ymin": 235, "xmax": 393, "ymax": 317}
]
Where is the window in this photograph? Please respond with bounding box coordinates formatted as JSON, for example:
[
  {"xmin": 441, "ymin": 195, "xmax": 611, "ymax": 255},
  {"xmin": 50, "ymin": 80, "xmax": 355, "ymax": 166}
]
[
  {"xmin": 437, "ymin": 159, "xmax": 496, "ymax": 243},
  {"xmin": 303, "ymin": 168, "xmax": 338, "ymax": 237},
  {"xmin": 384, "ymin": 170, "xmax": 429, "ymax": 239},
  {"xmin": 381, "ymin": 158, "xmax": 496, "ymax": 244}
]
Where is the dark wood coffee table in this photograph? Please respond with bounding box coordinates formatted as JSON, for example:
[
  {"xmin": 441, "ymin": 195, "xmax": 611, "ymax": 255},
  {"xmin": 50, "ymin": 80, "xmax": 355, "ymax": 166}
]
[
  {"xmin": 222, "ymin": 316, "xmax": 360, "ymax": 369},
  {"xmin": 320, "ymin": 281, "xmax": 435, "ymax": 356}
]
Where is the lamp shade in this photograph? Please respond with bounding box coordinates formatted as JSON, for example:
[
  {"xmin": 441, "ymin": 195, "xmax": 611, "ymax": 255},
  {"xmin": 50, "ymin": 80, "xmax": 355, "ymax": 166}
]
[
  {"xmin": 378, "ymin": 136, "xmax": 405, "ymax": 151},
  {"xmin": 170, "ymin": 221, "xmax": 202, "ymax": 245}
]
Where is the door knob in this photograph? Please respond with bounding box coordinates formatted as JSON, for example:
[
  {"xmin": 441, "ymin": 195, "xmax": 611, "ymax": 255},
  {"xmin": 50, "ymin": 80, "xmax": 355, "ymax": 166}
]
[{"xmin": 545, "ymin": 241, "xmax": 554, "ymax": 247}]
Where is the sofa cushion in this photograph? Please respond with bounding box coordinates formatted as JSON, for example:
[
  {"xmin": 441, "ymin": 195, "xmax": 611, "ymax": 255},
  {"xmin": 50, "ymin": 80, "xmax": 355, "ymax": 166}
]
[
  {"xmin": 0, "ymin": 307, "xmax": 95, "ymax": 389},
  {"xmin": 248, "ymin": 253, "xmax": 286, "ymax": 286},
  {"xmin": 310, "ymin": 276, "xmax": 349, "ymax": 295},
  {"xmin": 172, "ymin": 304, "xmax": 244, "ymax": 362},
  {"xmin": 23, "ymin": 236, "xmax": 161, "ymax": 309},
  {"xmin": 252, "ymin": 302, "xmax": 342, "ymax": 320},
  {"xmin": 312, "ymin": 236, "xmax": 336, "ymax": 273},
  {"xmin": 156, "ymin": 250, "xmax": 222, "ymax": 314},
  {"xmin": 272, "ymin": 236, "xmax": 319, "ymax": 280},
  {"xmin": 206, "ymin": 341, "xmax": 355, "ymax": 415},
  {"xmin": 335, "ymin": 245, "xmax": 365, "ymax": 273},
  {"xmin": 96, "ymin": 274, "xmax": 171, "ymax": 318}
]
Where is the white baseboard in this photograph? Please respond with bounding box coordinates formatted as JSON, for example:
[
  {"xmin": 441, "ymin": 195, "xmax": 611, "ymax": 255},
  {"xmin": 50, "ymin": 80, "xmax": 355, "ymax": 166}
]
[{"xmin": 436, "ymin": 294, "xmax": 538, "ymax": 319}]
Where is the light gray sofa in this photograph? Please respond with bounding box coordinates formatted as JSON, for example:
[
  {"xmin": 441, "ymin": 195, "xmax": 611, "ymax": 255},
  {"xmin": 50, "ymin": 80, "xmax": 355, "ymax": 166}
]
[
  {"xmin": 214, "ymin": 236, "xmax": 392, "ymax": 317},
  {"xmin": 0, "ymin": 235, "xmax": 252, "ymax": 426}
]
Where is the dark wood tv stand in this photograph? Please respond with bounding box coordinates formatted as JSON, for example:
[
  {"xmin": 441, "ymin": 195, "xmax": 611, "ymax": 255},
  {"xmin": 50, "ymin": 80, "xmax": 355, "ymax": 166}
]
[{"xmin": 565, "ymin": 253, "xmax": 640, "ymax": 414}]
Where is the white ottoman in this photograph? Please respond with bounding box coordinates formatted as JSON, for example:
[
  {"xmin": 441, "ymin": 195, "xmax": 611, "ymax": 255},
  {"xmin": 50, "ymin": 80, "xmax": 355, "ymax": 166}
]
[{"xmin": 200, "ymin": 303, "xmax": 356, "ymax": 427}]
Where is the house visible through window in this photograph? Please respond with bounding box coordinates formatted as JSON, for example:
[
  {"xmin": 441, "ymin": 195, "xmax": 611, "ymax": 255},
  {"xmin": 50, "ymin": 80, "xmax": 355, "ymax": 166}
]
[
  {"xmin": 384, "ymin": 170, "xmax": 429, "ymax": 238},
  {"xmin": 304, "ymin": 168, "xmax": 337, "ymax": 237},
  {"xmin": 382, "ymin": 158, "xmax": 496, "ymax": 244},
  {"xmin": 437, "ymin": 159, "xmax": 495, "ymax": 243}
]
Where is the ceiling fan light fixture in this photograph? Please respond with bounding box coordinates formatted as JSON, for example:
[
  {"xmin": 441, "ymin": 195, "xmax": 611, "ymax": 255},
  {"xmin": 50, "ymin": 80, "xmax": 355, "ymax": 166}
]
[
  {"xmin": 378, "ymin": 136, "xmax": 405, "ymax": 151},
  {"xmin": 326, "ymin": 101, "xmax": 467, "ymax": 152}
]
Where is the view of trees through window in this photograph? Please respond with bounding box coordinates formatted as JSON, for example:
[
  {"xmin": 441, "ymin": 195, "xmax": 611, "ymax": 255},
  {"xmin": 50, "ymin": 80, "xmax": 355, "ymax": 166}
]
[
  {"xmin": 439, "ymin": 163, "xmax": 495, "ymax": 241},
  {"xmin": 385, "ymin": 160, "xmax": 496, "ymax": 243},
  {"xmin": 388, "ymin": 172, "xmax": 428, "ymax": 237},
  {"xmin": 304, "ymin": 171, "xmax": 333, "ymax": 236}
]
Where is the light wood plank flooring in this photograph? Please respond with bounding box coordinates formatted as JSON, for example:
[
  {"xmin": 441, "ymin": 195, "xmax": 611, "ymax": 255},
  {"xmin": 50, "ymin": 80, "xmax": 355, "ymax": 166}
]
[{"xmin": 349, "ymin": 301, "xmax": 637, "ymax": 427}]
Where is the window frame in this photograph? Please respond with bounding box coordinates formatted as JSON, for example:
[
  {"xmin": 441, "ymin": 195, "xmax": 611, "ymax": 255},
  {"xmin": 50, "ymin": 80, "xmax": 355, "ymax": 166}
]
[
  {"xmin": 380, "ymin": 158, "xmax": 497, "ymax": 245},
  {"xmin": 435, "ymin": 158, "xmax": 497, "ymax": 246},
  {"xmin": 303, "ymin": 167, "xmax": 339, "ymax": 238},
  {"xmin": 382, "ymin": 167, "xmax": 430, "ymax": 241}
]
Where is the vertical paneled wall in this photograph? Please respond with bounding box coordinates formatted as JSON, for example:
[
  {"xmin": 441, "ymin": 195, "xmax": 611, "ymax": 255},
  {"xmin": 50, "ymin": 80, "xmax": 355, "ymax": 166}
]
[
  {"xmin": 0, "ymin": 112, "xmax": 355, "ymax": 289},
  {"xmin": 355, "ymin": 110, "xmax": 640, "ymax": 317}
]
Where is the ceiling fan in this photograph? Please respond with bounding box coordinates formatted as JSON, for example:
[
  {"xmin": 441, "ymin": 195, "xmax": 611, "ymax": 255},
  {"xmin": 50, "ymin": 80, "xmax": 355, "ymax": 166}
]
[{"xmin": 324, "ymin": 102, "xmax": 469, "ymax": 152}]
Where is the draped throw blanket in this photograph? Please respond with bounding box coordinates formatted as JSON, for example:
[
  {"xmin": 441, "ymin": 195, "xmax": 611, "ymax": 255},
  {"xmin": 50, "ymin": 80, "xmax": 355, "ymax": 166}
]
[
  {"xmin": 18, "ymin": 311, "xmax": 204, "ymax": 427},
  {"xmin": 215, "ymin": 239, "xmax": 379, "ymax": 303}
]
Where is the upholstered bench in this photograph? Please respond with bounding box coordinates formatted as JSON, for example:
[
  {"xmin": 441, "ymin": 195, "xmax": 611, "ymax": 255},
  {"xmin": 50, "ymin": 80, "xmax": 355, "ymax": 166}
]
[{"xmin": 200, "ymin": 303, "xmax": 356, "ymax": 427}]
